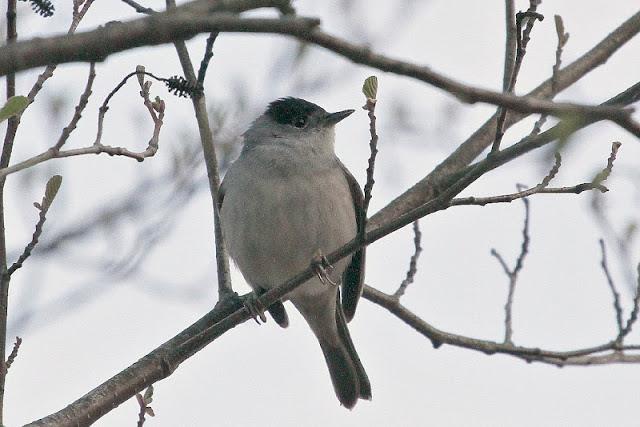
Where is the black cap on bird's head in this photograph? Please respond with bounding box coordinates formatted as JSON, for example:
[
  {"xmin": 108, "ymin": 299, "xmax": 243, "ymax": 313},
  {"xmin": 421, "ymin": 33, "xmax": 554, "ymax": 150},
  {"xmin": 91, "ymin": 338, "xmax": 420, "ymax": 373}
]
[{"xmin": 265, "ymin": 97, "xmax": 354, "ymax": 129}]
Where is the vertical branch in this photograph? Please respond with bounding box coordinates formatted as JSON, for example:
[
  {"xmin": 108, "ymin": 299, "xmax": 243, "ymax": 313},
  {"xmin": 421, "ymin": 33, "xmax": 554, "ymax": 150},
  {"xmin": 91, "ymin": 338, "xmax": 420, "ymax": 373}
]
[
  {"xmin": 599, "ymin": 239, "xmax": 624, "ymax": 335},
  {"xmin": 618, "ymin": 263, "xmax": 640, "ymax": 342},
  {"xmin": 361, "ymin": 76, "xmax": 379, "ymax": 218},
  {"xmin": 393, "ymin": 220, "xmax": 423, "ymax": 299},
  {"xmin": 490, "ymin": 187, "xmax": 532, "ymax": 345},
  {"xmin": 491, "ymin": 2, "xmax": 544, "ymax": 153},
  {"xmin": 0, "ymin": 1, "xmax": 18, "ymax": 421},
  {"xmin": 197, "ymin": 32, "xmax": 219, "ymax": 87},
  {"xmin": 165, "ymin": 0, "xmax": 232, "ymax": 299},
  {"xmin": 502, "ymin": 0, "xmax": 517, "ymax": 92}
]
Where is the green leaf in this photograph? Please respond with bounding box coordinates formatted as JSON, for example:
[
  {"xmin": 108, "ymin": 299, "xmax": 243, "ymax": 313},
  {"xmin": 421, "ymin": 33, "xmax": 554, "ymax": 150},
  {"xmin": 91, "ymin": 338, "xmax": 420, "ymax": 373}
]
[
  {"xmin": 0, "ymin": 96, "xmax": 29, "ymax": 122},
  {"xmin": 362, "ymin": 76, "xmax": 378, "ymax": 100},
  {"xmin": 43, "ymin": 175, "xmax": 63, "ymax": 208},
  {"xmin": 143, "ymin": 385, "xmax": 154, "ymax": 403}
]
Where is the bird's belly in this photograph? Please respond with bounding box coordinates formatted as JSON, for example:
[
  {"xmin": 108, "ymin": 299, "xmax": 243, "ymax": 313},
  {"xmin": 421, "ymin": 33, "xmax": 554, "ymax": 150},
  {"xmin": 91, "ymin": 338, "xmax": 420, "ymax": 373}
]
[{"xmin": 221, "ymin": 168, "xmax": 356, "ymax": 295}]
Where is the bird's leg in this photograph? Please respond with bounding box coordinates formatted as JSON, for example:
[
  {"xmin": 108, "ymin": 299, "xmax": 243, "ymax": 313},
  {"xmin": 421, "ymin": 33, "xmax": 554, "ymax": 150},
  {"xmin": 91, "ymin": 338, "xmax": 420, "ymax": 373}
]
[
  {"xmin": 312, "ymin": 250, "xmax": 338, "ymax": 287},
  {"xmin": 242, "ymin": 292, "xmax": 268, "ymax": 324}
]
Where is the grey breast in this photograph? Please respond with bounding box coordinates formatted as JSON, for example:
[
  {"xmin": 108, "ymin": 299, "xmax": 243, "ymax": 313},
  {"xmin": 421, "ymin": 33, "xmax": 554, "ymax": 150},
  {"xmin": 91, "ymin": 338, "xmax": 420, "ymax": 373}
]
[{"xmin": 220, "ymin": 146, "xmax": 357, "ymax": 291}]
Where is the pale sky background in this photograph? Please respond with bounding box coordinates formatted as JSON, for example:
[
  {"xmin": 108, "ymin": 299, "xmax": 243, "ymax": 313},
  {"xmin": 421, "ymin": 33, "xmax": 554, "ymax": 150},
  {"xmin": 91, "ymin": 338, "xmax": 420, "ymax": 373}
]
[{"xmin": 2, "ymin": 1, "xmax": 640, "ymax": 426}]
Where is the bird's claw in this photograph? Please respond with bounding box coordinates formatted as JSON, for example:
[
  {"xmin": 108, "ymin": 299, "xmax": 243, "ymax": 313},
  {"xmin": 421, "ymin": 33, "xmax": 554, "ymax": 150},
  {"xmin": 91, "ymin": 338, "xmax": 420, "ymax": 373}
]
[
  {"xmin": 243, "ymin": 293, "xmax": 267, "ymax": 324},
  {"xmin": 312, "ymin": 253, "xmax": 338, "ymax": 287}
]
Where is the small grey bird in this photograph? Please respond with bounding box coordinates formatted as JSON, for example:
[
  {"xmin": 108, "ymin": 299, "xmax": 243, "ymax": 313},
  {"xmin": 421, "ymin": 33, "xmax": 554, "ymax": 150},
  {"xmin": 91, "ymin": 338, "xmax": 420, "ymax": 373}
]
[{"xmin": 219, "ymin": 97, "xmax": 371, "ymax": 409}]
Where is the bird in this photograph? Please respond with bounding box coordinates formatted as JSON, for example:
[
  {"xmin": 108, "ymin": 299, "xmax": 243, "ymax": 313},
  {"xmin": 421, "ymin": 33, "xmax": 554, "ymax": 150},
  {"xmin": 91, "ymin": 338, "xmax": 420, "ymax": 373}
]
[{"xmin": 219, "ymin": 97, "xmax": 371, "ymax": 409}]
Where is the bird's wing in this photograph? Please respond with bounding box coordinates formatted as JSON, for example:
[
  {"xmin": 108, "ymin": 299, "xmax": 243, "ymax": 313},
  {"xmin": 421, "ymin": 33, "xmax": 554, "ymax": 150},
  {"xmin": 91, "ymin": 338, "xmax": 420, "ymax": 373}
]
[{"xmin": 337, "ymin": 159, "xmax": 366, "ymax": 322}]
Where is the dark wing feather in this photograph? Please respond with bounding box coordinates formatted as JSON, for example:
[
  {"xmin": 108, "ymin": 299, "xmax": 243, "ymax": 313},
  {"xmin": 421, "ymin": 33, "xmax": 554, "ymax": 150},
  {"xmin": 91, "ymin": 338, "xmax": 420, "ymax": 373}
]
[{"xmin": 337, "ymin": 159, "xmax": 366, "ymax": 322}]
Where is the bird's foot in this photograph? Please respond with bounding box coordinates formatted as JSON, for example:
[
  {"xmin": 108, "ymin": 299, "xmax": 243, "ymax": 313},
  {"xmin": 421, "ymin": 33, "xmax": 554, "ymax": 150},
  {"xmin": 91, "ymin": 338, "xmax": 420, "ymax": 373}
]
[
  {"xmin": 312, "ymin": 252, "xmax": 338, "ymax": 287},
  {"xmin": 243, "ymin": 292, "xmax": 268, "ymax": 324}
]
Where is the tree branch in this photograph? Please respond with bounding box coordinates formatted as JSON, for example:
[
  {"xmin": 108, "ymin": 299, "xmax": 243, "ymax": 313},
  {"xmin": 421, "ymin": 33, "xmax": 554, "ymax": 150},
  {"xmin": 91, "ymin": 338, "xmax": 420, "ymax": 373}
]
[
  {"xmin": 369, "ymin": 11, "xmax": 640, "ymax": 231},
  {"xmin": 166, "ymin": 0, "xmax": 233, "ymax": 299},
  {"xmin": 0, "ymin": 8, "xmax": 636, "ymax": 131}
]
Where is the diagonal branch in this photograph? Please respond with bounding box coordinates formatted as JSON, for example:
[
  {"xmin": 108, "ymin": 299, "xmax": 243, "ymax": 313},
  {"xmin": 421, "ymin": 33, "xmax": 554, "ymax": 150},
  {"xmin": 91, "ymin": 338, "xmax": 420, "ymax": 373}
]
[{"xmin": 369, "ymin": 12, "xmax": 640, "ymax": 231}]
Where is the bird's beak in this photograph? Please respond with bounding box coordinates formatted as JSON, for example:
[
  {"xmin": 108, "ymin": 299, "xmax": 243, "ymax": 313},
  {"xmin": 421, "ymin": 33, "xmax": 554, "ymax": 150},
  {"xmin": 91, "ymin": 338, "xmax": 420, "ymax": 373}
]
[{"xmin": 324, "ymin": 109, "xmax": 355, "ymax": 125}]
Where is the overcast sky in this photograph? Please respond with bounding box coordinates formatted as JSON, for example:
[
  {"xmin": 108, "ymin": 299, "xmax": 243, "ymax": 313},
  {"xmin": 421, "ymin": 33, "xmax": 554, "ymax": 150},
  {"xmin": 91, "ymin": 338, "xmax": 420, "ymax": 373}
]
[{"xmin": 3, "ymin": 1, "xmax": 640, "ymax": 426}]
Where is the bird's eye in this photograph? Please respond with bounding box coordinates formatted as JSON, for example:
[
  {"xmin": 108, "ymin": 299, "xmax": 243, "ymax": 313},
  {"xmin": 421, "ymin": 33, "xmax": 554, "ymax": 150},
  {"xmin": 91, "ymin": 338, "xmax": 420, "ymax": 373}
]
[{"xmin": 293, "ymin": 117, "xmax": 307, "ymax": 128}]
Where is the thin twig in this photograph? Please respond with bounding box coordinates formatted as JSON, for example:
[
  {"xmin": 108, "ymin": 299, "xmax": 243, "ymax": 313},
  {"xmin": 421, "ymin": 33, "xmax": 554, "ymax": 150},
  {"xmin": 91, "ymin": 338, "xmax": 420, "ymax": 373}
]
[
  {"xmin": 166, "ymin": 0, "xmax": 233, "ymax": 299},
  {"xmin": 121, "ymin": 0, "xmax": 155, "ymax": 14},
  {"xmin": 451, "ymin": 182, "xmax": 607, "ymax": 207},
  {"xmin": 197, "ymin": 32, "xmax": 219, "ymax": 87},
  {"xmin": 362, "ymin": 93, "xmax": 379, "ymax": 217},
  {"xmin": 491, "ymin": 3, "xmax": 545, "ymax": 153},
  {"xmin": 394, "ymin": 220, "xmax": 422, "ymax": 299},
  {"xmin": 599, "ymin": 239, "xmax": 624, "ymax": 334},
  {"xmin": 618, "ymin": 263, "xmax": 640, "ymax": 341},
  {"xmin": 0, "ymin": 69, "xmax": 165, "ymax": 178},
  {"xmin": 27, "ymin": 0, "xmax": 95, "ymax": 103},
  {"xmin": 1, "ymin": 336, "xmax": 21, "ymax": 375},
  {"xmin": 7, "ymin": 204, "xmax": 49, "ymax": 276},
  {"xmin": 535, "ymin": 151, "xmax": 562, "ymax": 190},
  {"xmin": 135, "ymin": 385, "xmax": 154, "ymax": 426},
  {"xmin": 593, "ymin": 141, "xmax": 622, "ymax": 186},
  {"xmin": 490, "ymin": 186, "xmax": 531, "ymax": 344},
  {"xmin": 531, "ymin": 14, "xmax": 569, "ymax": 136},
  {"xmin": 8, "ymin": 175, "xmax": 62, "ymax": 276},
  {"xmin": 54, "ymin": 62, "xmax": 96, "ymax": 151}
]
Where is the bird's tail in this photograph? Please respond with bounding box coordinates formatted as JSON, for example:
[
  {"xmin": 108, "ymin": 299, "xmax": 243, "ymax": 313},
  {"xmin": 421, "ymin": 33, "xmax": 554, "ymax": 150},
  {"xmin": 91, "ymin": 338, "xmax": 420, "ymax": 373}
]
[{"xmin": 318, "ymin": 290, "xmax": 371, "ymax": 409}]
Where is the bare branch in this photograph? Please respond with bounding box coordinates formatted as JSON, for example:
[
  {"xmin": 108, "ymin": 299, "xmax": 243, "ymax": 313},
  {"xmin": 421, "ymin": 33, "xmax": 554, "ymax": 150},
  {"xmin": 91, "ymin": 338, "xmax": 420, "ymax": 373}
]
[
  {"xmin": 370, "ymin": 15, "xmax": 640, "ymax": 232},
  {"xmin": 166, "ymin": 0, "xmax": 233, "ymax": 299},
  {"xmin": 27, "ymin": 0, "xmax": 95, "ymax": 103},
  {"xmin": 1, "ymin": 336, "xmax": 21, "ymax": 375},
  {"xmin": 599, "ymin": 239, "xmax": 624, "ymax": 334},
  {"xmin": 536, "ymin": 151, "xmax": 562, "ymax": 189},
  {"xmin": 492, "ymin": 2, "xmax": 544, "ymax": 153},
  {"xmin": 593, "ymin": 141, "xmax": 622, "ymax": 186},
  {"xmin": 363, "ymin": 285, "xmax": 640, "ymax": 366},
  {"xmin": 490, "ymin": 187, "xmax": 531, "ymax": 344},
  {"xmin": 0, "ymin": 68, "xmax": 165, "ymax": 178},
  {"xmin": 618, "ymin": 264, "xmax": 640, "ymax": 341},
  {"xmin": 197, "ymin": 32, "xmax": 219, "ymax": 87},
  {"xmin": 531, "ymin": 15, "xmax": 569, "ymax": 135},
  {"xmin": 361, "ymin": 76, "xmax": 379, "ymax": 218},
  {"xmin": 55, "ymin": 62, "xmax": 96, "ymax": 150},
  {"xmin": 502, "ymin": 0, "xmax": 516, "ymax": 92},
  {"xmin": 394, "ymin": 220, "xmax": 423, "ymax": 299},
  {"xmin": 7, "ymin": 175, "xmax": 62, "ymax": 276},
  {"xmin": 0, "ymin": 9, "xmax": 636, "ymax": 133},
  {"xmin": 121, "ymin": 0, "xmax": 155, "ymax": 14}
]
